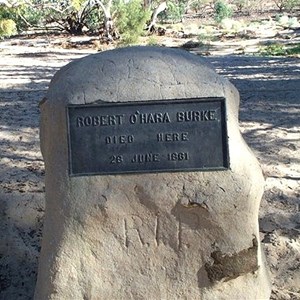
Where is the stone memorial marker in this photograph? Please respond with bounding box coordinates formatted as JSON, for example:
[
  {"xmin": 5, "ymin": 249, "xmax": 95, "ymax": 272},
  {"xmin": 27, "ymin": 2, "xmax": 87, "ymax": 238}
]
[{"xmin": 35, "ymin": 46, "xmax": 271, "ymax": 299}]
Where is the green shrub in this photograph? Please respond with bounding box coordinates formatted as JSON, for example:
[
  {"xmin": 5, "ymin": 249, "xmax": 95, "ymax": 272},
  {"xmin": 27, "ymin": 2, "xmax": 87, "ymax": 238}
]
[
  {"xmin": 161, "ymin": 0, "xmax": 185, "ymax": 23},
  {"xmin": 286, "ymin": 43, "xmax": 300, "ymax": 55},
  {"xmin": 273, "ymin": 0, "xmax": 300, "ymax": 11},
  {"xmin": 259, "ymin": 43, "xmax": 300, "ymax": 56},
  {"xmin": 19, "ymin": 6, "xmax": 45, "ymax": 29},
  {"xmin": 0, "ymin": 3, "xmax": 44, "ymax": 32},
  {"xmin": 214, "ymin": 0, "xmax": 233, "ymax": 23},
  {"xmin": 190, "ymin": 0, "xmax": 212, "ymax": 14},
  {"xmin": 0, "ymin": 6, "xmax": 18, "ymax": 31},
  {"xmin": 259, "ymin": 43, "xmax": 286, "ymax": 56},
  {"xmin": 0, "ymin": 19, "xmax": 17, "ymax": 37},
  {"xmin": 198, "ymin": 32, "xmax": 214, "ymax": 43},
  {"xmin": 115, "ymin": 0, "xmax": 150, "ymax": 45},
  {"xmin": 85, "ymin": 9, "xmax": 102, "ymax": 33},
  {"xmin": 147, "ymin": 36, "xmax": 159, "ymax": 46},
  {"xmin": 285, "ymin": 0, "xmax": 300, "ymax": 10},
  {"xmin": 233, "ymin": 0, "xmax": 261, "ymax": 13},
  {"xmin": 275, "ymin": 14, "xmax": 300, "ymax": 27},
  {"xmin": 233, "ymin": 0, "xmax": 248, "ymax": 12}
]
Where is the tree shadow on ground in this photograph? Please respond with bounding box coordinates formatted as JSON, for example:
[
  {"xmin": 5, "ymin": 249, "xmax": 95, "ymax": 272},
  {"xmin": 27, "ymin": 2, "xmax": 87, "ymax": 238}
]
[
  {"xmin": 16, "ymin": 51, "xmax": 90, "ymax": 59},
  {"xmin": 0, "ymin": 48, "xmax": 89, "ymax": 299},
  {"xmin": 207, "ymin": 55, "xmax": 300, "ymax": 161},
  {"xmin": 208, "ymin": 56, "xmax": 300, "ymax": 94},
  {"xmin": 0, "ymin": 50, "xmax": 90, "ymax": 91},
  {"xmin": 0, "ymin": 66, "xmax": 59, "ymax": 91},
  {"xmin": 0, "ymin": 90, "xmax": 45, "ymax": 300}
]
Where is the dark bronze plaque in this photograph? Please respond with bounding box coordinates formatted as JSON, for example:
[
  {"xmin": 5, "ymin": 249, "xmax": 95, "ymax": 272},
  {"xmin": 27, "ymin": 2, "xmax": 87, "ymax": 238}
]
[{"xmin": 67, "ymin": 98, "xmax": 229, "ymax": 176}]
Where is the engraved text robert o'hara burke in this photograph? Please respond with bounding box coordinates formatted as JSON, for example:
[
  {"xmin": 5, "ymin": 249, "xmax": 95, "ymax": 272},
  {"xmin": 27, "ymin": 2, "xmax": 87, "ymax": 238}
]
[{"xmin": 67, "ymin": 98, "xmax": 229, "ymax": 176}]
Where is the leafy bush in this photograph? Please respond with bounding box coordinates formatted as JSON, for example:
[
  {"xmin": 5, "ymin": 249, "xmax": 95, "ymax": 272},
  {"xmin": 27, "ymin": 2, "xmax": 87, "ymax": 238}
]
[
  {"xmin": 275, "ymin": 14, "xmax": 300, "ymax": 27},
  {"xmin": 198, "ymin": 32, "xmax": 214, "ymax": 43},
  {"xmin": 232, "ymin": 0, "xmax": 262, "ymax": 13},
  {"xmin": 1, "ymin": 2, "xmax": 59, "ymax": 33},
  {"xmin": 0, "ymin": 6, "xmax": 14, "ymax": 20},
  {"xmin": 219, "ymin": 18, "xmax": 243, "ymax": 32},
  {"xmin": 0, "ymin": 6, "xmax": 18, "ymax": 30},
  {"xmin": 115, "ymin": 0, "xmax": 150, "ymax": 44},
  {"xmin": 159, "ymin": 0, "xmax": 185, "ymax": 23},
  {"xmin": 259, "ymin": 43, "xmax": 300, "ymax": 56},
  {"xmin": 273, "ymin": 0, "xmax": 300, "ymax": 11},
  {"xmin": 214, "ymin": 0, "xmax": 232, "ymax": 23},
  {"xmin": 85, "ymin": 9, "xmax": 102, "ymax": 33},
  {"xmin": 232, "ymin": 0, "xmax": 249, "ymax": 12},
  {"xmin": 0, "ymin": 18, "xmax": 17, "ymax": 37},
  {"xmin": 0, "ymin": 2, "xmax": 46, "ymax": 32},
  {"xmin": 189, "ymin": 0, "xmax": 212, "ymax": 14},
  {"xmin": 24, "ymin": 6, "xmax": 46, "ymax": 27},
  {"xmin": 147, "ymin": 36, "xmax": 159, "ymax": 45},
  {"xmin": 286, "ymin": 43, "xmax": 300, "ymax": 55},
  {"xmin": 259, "ymin": 43, "xmax": 286, "ymax": 56},
  {"xmin": 43, "ymin": 1, "xmax": 88, "ymax": 34},
  {"xmin": 68, "ymin": 0, "xmax": 102, "ymax": 33}
]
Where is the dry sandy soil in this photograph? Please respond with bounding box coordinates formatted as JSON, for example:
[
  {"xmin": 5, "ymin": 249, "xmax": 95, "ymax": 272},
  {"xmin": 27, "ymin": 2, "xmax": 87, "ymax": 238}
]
[{"xmin": 0, "ymin": 27, "xmax": 299, "ymax": 299}]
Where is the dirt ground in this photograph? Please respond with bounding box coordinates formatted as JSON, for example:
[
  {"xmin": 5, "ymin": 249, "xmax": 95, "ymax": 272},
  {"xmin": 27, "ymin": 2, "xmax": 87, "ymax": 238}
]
[{"xmin": 0, "ymin": 31, "xmax": 299, "ymax": 299}]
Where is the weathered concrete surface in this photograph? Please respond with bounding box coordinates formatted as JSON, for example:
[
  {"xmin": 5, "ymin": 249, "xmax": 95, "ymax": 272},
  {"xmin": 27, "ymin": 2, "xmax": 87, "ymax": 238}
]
[{"xmin": 35, "ymin": 46, "xmax": 271, "ymax": 299}]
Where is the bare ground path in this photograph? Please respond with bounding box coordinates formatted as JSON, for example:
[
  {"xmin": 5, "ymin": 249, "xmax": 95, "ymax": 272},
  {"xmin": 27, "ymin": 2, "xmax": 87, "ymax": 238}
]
[{"xmin": 0, "ymin": 36, "xmax": 299, "ymax": 299}]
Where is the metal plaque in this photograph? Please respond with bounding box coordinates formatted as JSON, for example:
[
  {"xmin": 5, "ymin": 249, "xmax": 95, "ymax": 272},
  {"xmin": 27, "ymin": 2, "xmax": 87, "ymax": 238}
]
[{"xmin": 67, "ymin": 98, "xmax": 229, "ymax": 176}]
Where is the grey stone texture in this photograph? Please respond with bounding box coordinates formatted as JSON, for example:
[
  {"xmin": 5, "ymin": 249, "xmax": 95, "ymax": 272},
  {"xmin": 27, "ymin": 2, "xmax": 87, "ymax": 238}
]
[{"xmin": 35, "ymin": 46, "xmax": 271, "ymax": 299}]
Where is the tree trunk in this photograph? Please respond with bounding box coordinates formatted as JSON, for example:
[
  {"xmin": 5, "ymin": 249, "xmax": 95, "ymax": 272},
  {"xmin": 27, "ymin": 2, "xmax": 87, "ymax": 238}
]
[
  {"xmin": 147, "ymin": 2, "xmax": 167, "ymax": 32},
  {"xmin": 93, "ymin": 0, "xmax": 116, "ymax": 40}
]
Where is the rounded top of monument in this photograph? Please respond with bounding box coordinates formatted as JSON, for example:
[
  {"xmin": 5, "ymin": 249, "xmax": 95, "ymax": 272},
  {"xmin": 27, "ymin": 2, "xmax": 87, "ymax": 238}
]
[{"xmin": 46, "ymin": 46, "xmax": 235, "ymax": 105}]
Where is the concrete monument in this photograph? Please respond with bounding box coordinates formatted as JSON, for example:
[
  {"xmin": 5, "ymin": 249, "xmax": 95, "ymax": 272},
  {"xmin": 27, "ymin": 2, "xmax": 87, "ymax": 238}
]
[{"xmin": 35, "ymin": 46, "xmax": 271, "ymax": 299}]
